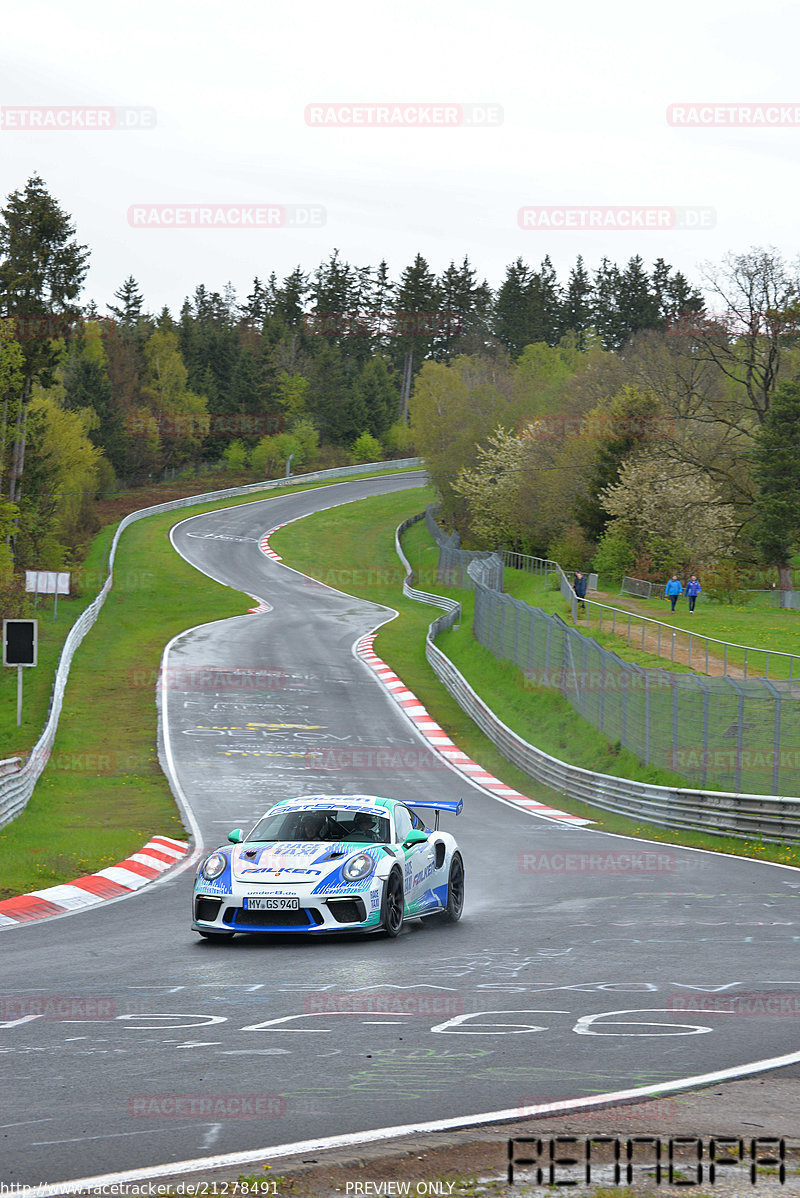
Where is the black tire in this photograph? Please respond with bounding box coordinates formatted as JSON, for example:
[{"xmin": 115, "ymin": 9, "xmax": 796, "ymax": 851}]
[
  {"xmin": 196, "ymin": 929, "xmax": 235, "ymax": 940},
  {"xmin": 381, "ymin": 869, "xmax": 405, "ymax": 938},
  {"xmin": 444, "ymin": 853, "xmax": 464, "ymax": 921}
]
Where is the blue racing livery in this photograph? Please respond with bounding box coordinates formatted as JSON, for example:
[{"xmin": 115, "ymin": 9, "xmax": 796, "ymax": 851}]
[{"xmin": 192, "ymin": 793, "xmax": 465, "ymax": 939}]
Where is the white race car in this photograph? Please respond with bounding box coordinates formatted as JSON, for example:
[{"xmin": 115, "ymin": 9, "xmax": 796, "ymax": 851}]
[{"xmin": 192, "ymin": 793, "xmax": 464, "ymax": 939}]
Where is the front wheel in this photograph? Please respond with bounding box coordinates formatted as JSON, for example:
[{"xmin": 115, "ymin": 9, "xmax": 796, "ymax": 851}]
[
  {"xmin": 381, "ymin": 870, "xmax": 405, "ymax": 938},
  {"xmin": 444, "ymin": 853, "xmax": 464, "ymax": 921}
]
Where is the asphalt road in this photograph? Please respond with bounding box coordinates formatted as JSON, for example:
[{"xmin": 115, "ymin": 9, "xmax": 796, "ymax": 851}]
[{"xmin": 2, "ymin": 471, "xmax": 800, "ymax": 1189}]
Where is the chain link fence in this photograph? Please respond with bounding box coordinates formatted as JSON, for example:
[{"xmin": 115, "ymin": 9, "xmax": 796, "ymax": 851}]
[{"xmin": 425, "ymin": 507, "xmax": 800, "ymax": 798}]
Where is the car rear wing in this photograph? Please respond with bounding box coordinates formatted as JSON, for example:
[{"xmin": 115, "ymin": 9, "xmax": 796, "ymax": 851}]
[{"xmin": 408, "ymin": 797, "xmax": 463, "ymax": 829}]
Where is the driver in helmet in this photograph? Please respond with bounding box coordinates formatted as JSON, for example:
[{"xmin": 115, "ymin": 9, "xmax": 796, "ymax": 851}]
[
  {"xmin": 353, "ymin": 811, "xmax": 380, "ymax": 841},
  {"xmin": 298, "ymin": 810, "xmax": 327, "ymax": 840}
]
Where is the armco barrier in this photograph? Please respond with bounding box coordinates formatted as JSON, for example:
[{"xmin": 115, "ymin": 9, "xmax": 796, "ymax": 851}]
[
  {"xmin": 0, "ymin": 459, "xmax": 422, "ymax": 830},
  {"xmin": 397, "ymin": 513, "xmax": 800, "ymax": 844}
]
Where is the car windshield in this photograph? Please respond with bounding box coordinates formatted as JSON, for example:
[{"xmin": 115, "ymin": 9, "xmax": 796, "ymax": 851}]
[{"xmin": 246, "ymin": 808, "xmax": 391, "ymax": 844}]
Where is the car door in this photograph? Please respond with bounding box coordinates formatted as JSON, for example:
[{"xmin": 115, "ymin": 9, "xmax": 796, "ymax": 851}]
[{"xmin": 395, "ymin": 804, "xmax": 436, "ymax": 912}]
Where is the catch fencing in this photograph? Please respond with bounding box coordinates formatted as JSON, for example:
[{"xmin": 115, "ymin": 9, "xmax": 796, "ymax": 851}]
[
  {"xmin": 397, "ymin": 513, "xmax": 800, "ymax": 842},
  {"xmin": 0, "ymin": 458, "xmax": 422, "ymax": 830},
  {"xmin": 425, "ymin": 509, "xmax": 800, "ymax": 801},
  {"xmin": 622, "ymin": 576, "xmax": 666, "ymax": 600}
]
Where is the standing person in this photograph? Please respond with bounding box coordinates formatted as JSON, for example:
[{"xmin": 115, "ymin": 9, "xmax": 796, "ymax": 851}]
[
  {"xmin": 686, "ymin": 575, "xmax": 701, "ymax": 613},
  {"xmin": 665, "ymin": 574, "xmax": 683, "ymax": 612},
  {"xmin": 573, "ymin": 570, "xmax": 587, "ymax": 612}
]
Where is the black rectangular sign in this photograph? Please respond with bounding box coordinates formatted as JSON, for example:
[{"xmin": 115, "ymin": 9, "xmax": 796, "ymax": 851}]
[{"xmin": 3, "ymin": 619, "xmax": 38, "ymax": 666}]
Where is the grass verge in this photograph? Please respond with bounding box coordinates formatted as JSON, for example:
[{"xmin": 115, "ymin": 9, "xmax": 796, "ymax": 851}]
[{"xmin": 0, "ymin": 469, "xmax": 419, "ymax": 898}]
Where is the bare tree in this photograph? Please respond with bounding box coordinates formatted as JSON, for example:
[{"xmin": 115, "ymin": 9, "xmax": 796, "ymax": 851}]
[{"xmin": 691, "ymin": 247, "xmax": 800, "ymax": 425}]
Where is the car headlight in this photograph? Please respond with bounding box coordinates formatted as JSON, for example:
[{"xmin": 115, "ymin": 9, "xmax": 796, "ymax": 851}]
[
  {"xmin": 342, "ymin": 852, "xmax": 375, "ymax": 882},
  {"xmin": 200, "ymin": 852, "xmax": 227, "ymax": 881}
]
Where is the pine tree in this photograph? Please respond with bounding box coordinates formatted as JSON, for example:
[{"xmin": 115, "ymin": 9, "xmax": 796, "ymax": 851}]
[
  {"xmin": 107, "ymin": 276, "xmax": 145, "ymax": 330},
  {"xmin": 493, "ymin": 259, "xmax": 535, "ymax": 357},
  {"xmin": 0, "ymin": 175, "xmax": 90, "ymax": 500},
  {"xmin": 393, "ymin": 254, "xmax": 440, "ymax": 420},
  {"xmin": 751, "ymin": 379, "xmax": 800, "ymax": 591},
  {"xmin": 561, "ymin": 255, "xmax": 593, "ymax": 346}
]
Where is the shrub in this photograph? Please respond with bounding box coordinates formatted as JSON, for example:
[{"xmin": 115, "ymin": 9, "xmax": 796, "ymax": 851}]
[{"xmin": 352, "ymin": 431, "xmax": 383, "ymax": 464}]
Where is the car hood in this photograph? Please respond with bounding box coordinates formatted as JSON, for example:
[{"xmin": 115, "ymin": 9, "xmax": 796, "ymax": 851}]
[{"xmin": 231, "ymin": 841, "xmax": 361, "ymax": 885}]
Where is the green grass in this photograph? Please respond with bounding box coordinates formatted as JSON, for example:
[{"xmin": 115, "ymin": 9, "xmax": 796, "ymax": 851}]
[
  {"xmin": 505, "ymin": 568, "xmax": 800, "ymax": 680},
  {"xmin": 502, "ymin": 569, "xmax": 697, "ymax": 673},
  {"xmin": 0, "ymin": 524, "xmax": 118, "ymax": 758},
  {"xmin": 3, "ymin": 473, "xmax": 799, "ymax": 899},
  {"xmin": 274, "ymin": 499, "xmax": 800, "ymax": 869},
  {"xmin": 592, "ymin": 587, "xmax": 800, "ymax": 679},
  {"xmin": 0, "ymin": 468, "xmax": 419, "ymax": 898}
]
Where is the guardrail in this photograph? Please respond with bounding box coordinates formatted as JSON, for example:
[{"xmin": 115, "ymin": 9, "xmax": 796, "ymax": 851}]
[
  {"xmin": 397, "ymin": 510, "xmax": 800, "ymax": 844},
  {"xmin": 0, "ymin": 458, "xmax": 423, "ymax": 831}
]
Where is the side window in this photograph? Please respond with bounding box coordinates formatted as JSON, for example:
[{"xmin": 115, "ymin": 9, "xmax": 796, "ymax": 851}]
[
  {"xmin": 394, "ymin": 805, "xmax": 412, "ymax": 843},
  {"xmin": 408, "ymin": 808, "xmax": 425, "ymax": 830}
]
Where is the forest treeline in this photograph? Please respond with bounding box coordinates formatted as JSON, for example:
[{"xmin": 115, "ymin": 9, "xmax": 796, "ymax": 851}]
[{"xmin": 1, "ymin": 174, "xmax": 798, "ymax": 610}]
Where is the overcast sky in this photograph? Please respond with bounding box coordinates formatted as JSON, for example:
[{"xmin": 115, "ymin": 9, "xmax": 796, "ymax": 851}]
[{"xmin": 3, "ymin": 0, "xmax": 799, "ymax": 315}]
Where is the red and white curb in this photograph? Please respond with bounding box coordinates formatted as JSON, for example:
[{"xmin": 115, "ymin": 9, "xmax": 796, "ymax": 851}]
[
  {"xmin": 355, "ymin": 634, "xmax": 592, "ymax": 826},
  {"xmin": 0, "ymin": 835, "xmax": 188, "ymax": 927},
  {"xmin": 259, "ymin": 526, "xmax": 285, "ymax": 562},
  {"xmin": 259, "ymin": 524, "xmax": 591, "ymax": 825},
  {"xmin": 247, "ymin": 526, "xmax": 287, "ymax": 611}
]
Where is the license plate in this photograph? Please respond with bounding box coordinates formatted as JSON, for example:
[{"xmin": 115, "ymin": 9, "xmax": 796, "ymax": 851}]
[{"xmin": 245, "ymin": 897, "xmax": 299, "ymax": 911}]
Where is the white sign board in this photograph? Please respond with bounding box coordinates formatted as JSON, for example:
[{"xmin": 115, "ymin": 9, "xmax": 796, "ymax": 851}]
[{"xmin": 25, "ymin": 571, "xmax": 70, "ymax": 595}]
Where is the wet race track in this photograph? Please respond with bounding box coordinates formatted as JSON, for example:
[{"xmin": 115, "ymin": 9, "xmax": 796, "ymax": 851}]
[{"xmin": 3, "ymin": 472, "xmax": 800, "ymax": 1188}]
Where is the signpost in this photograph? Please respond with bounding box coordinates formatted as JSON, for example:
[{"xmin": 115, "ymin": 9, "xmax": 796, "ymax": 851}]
[
  {"xmin": 3, "ymin": 619, "xmax": 38, "ymax": 727},
  {"xmin": 25, "ymin": 570, "xmax": 70, "ymax": 619}
]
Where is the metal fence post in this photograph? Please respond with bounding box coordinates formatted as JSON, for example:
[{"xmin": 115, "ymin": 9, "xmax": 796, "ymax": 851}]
[
  {"xmin": 644, "ymin": 670, "xmax": 650, "ymax": 765},
  {"xmin": 599, "ymin": 657, "xmax": 606, "ymax": 733},
  {"xmin": 671, "ymin": 676, "xmax": 679, "ymax": 771}
]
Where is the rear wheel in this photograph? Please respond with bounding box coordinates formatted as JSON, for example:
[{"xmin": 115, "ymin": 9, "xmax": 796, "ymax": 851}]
[
  {"xmin": 444, "ymin": 853, "xmax": 464, "ymax": 921},
  {"xmin": 381, "ymin": 869, "xmax": 405, "ymax": 938}
]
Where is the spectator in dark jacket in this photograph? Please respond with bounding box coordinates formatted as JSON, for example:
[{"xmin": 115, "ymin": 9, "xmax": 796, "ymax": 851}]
[
  {"xmin": 686, "ymin": 575, "xmax": 701, "ymax": 613},
  {"xmin": 573, "ymin": 570, "xmax": 587, "ymax": 611}
]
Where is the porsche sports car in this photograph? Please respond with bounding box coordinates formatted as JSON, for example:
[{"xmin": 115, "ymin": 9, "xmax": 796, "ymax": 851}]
[{"xmin": 192, "ymin": 793, "xmax": 464, "ymax": 939}]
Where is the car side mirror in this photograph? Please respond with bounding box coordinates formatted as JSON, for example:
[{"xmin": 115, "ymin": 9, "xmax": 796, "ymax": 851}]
[
  {"xmin": 228, "ymin": 828, "xmax": 244, "ymax": 843},
  {"xmin": 403, "ymin": 829, "xmax": 428, "ymax": 848}
]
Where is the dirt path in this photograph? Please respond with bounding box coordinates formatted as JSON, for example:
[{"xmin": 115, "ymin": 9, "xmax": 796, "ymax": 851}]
[{"xmin": 579, "ymin": 591, "xmax": 752, "ymax": 680}]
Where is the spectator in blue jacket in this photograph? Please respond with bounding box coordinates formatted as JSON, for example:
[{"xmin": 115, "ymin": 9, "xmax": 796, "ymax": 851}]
[
  {"xmin": 686, "ymin": 574, "xmax": 701, "ymax": 613},
  {"xmin": 665, "ymin": 574, "xmax": 683, "ymax": 612}
]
